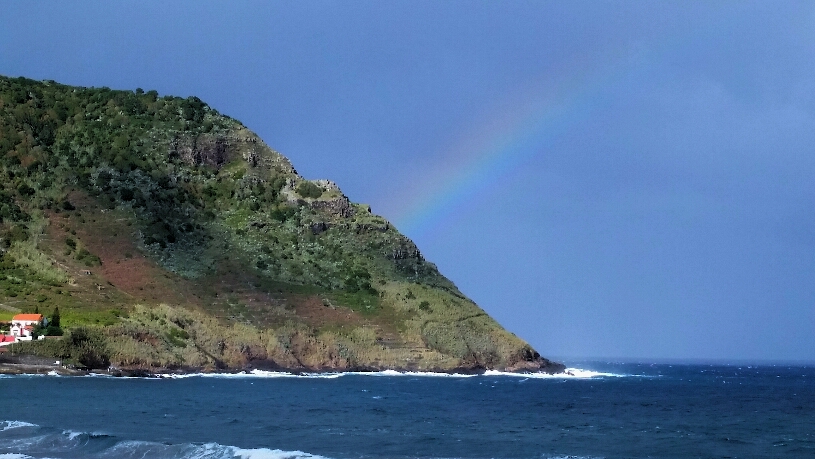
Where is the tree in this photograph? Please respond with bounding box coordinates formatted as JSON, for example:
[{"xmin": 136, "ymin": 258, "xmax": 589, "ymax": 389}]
[
  {"xmin": 51, "ymin": 306, "xmax": 60, "ymax": 328},
  {"xmin": 42, "ymin": 306, "xmax": 64, "ymax": 336}
]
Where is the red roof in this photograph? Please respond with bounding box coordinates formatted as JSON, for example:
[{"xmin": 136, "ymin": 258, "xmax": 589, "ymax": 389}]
[
  {"xmin": 0, "ymin": 335, "xmax": 15, "ymax": 343},
  {"xmin": 12, "ymin": 314, "xmax": 43, "ymax": 322}
]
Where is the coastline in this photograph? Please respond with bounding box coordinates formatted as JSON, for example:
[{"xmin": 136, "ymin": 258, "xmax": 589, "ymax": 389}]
[
  {"xmin": 0, "ymin": 353, "xmax": 566, "ymax": 378},
  {"xmin": 0, "ymin": 354, "xmax": 83, "ymax": 376}
]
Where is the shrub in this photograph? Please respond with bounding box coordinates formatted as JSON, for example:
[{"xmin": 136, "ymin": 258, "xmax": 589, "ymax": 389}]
[
  {"xmin": 66, "ymin": 327, "xmax": 110, "ymax": 368},
  {"xmin": 344, "ymin": 267, "xmax": 375, "ymax": 294},
  {"xmin": 16, "ymin": 183, "xmax": 35, "ymax": 197},
  {"xmin": 295, "ymin": 181, "xmax": 323, "ymax": 199},
  {"xmin": 25, "ymin": 326, "xmax": 110, "ymax": 369},
  {"xmin": 75, "ymin": 248, "xmax": 102, "ymax": 266},
  {"xmin": 166, "ymin": 327, "xmax": 189, "ymax": 348}
]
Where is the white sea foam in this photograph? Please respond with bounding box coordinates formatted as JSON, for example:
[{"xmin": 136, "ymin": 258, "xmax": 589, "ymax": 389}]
[
  {"xmin": 2, "ymin": 367, "xmax": 629, "ymax": 380},
  {"xmin": 161, "ymin": 369, "xmax": 477, "ymax": 379},
  {"xmin": 161, "ymin": 370, "xmax": 344, "ymax": 379},
  {"xmin": 0, "ymin": 422, "xmax": 336, "ymax": 459},
  {"xmin": 147, "ymin": 368, "xmax": 626, "ymax": 379},
  {"xmin": 245, "ymin": 370, "xmax": 343, "ymax": 379},
  {"xmin": 345, "ymin": 370, "xmax": 478, "ymax": 378},
  {"xmin": 0, "ymin": 421, "xmax": 36, "ymax": 432},
  {"xmin": 232, "ymin": 447, "xmax": 332, "ymax": 459},
  {"xmin": 483, "ymin": 368, "xmax": 624, "ymax": 379},
  {"xmin": 0, "ymin": 373, "xmax": 49, "ymax": 378},
  {"xmin": 64, "ymin": 430, "xmax": 83, "ymax": 441}
]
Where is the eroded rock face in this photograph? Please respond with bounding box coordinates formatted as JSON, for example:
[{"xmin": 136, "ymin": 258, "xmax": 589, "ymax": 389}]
[
  {"xmin": 353, "ymin": 222, "xmax": 390, "ymax": 233},
  {"xmin": 313, "ymin": 179, "xmax": 341, "ymax": 193},
  {"xmin": 171, "ymin": 134, "xmax": 231, "ymax": 168},
  {"xmin": 310, "ymin": 195, "xmax": 355, "ymax": 218},
  {"xmin": 503, "ymin": 346, "xmax": 566, "ymax": 374},
  {"xmin": 389, "ymin": 239, "xmax": 422, "ymax": 261},
  {"xmin": 310, "ymin": 222, "xmax": 331, "ymax": 235}
]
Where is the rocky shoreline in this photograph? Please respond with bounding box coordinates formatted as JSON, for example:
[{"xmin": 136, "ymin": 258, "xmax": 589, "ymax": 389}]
[{"xmin": 0, "ymin": 353, "xmax": 565, "ymax": 378}]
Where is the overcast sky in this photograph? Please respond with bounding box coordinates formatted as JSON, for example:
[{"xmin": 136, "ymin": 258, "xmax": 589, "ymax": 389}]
[{"xmin": 2, "ymin": 1, "xmax": 814, "ymax": 363}]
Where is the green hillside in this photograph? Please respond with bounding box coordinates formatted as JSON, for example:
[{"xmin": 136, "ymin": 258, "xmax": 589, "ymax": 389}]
[{"xmin": 0, "ymin": 75, "xmax": 563, "ymax": 373}]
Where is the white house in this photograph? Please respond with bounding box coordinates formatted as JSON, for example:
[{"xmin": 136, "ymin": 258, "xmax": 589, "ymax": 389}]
[{"xmin": 9, "ymin": 313, "xmax": 46, "ymax": 341}]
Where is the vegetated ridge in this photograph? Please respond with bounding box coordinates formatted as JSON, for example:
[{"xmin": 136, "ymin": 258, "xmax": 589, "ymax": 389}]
[{"xmin": 0, "ymin": 75, "xmax": 563, "ymax": 374}]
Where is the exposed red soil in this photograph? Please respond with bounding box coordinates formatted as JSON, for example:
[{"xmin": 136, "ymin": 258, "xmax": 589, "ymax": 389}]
[
  {"xmin": 292, "ymin": 295, "xmax": 363, "ymax": 328},
  {"xmin": 36, "ymin": 191, "xmax": 387, "ymax": 335},
  {"xmin": 43, "ymin": 191, "xmax": 200, "ymax": 307}
]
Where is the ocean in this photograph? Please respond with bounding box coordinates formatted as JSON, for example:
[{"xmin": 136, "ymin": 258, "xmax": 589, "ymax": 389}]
[{"xmin": 0, "ymin": 362, "xmax": 812, "ymax": 459}]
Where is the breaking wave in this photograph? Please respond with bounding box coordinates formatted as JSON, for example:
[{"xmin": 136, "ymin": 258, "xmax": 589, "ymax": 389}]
[
  {"xmin": 159, "ymin": 367, "xmax": 624, "ymax": 379},
  {"xmin": 2, "ymin": 367, "xmax": 628, "ymax": 380},
  {"xmin": 0, "ymin": 421, "xmax": 605, "ymax": 459},
  {"xmin": 483, "ymin": 367, "xmax": 627, "ymax": 378},
  {"xmin": 0, "ymin": 421, "xmax": 328, "ymax": 459}
]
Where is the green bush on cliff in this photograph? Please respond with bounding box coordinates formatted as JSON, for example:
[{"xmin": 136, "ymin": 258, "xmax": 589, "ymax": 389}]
[{"xmin": 295, "ymin": 181, "xmax": 323, "ymax": 199}]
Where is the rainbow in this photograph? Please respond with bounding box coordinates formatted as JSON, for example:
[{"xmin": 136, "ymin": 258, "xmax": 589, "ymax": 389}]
[{"xmin": 392, "ymin": 50, "xmax": 630, "ymax": 239}]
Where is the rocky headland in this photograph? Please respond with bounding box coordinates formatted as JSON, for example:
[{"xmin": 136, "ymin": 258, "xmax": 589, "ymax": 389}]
[{"xmin": 0, "ymin": 75, "xmax": 564, "ymax": 375}]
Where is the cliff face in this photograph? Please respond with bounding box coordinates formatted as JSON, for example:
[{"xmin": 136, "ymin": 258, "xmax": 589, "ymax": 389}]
[{"xmin": 0, "ymin": 75, "xmax": 564, "ymax": 373}]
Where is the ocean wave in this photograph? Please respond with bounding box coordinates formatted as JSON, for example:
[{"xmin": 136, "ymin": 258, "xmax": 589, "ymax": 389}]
[
  {"xmin": 3, "ymin": 367, "xmax": 628, "ymax": 380},
  {"xmin": 165, "ymin": 368, "xmax": 621, "ymax": 379},
  {"xmin": 344, "ymin": 369, "xmax": 479, "ymax": 378},
  {"xmin": 163, "ymin": 367, "xmax": 630, "ymax": 379},
  {"xmin": 0, "ymin": 373, "xmax": 51, "ymax": 379},
  {"xmin": 484, "ymin": 368, "xmax": 626, "ymax": 379},
  {"xmin": 160, "ymin": 369, "xmax": 478, "ymax": 379},
  {"xmin": 0, "ymin": 420, "xmax": 331, "ymax": 459},
  {"xmin": 0, "ymin": 421, "xmax": 36, "ymax": 432},
  {"xmin": 160, "ymin": 370, "xmax": 344, "ymax": 379},
  {"xmin": 232, "ymin": 448, "xmax": 329, "ymax": 459},
  {"xmin": 0, "ymin": 420, "xmax": 610, "ymax": 459}
]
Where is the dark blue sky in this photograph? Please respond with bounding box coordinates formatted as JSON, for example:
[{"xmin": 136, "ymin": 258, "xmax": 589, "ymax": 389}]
[{"xmin": 2, "ymin": 2, "xmax": 813, "ymax": 362}]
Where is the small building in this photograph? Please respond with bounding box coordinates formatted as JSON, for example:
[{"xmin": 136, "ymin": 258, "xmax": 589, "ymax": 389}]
[{"xmin": 9, "ymin": 313, "xmax": 46, "ymax": 341}]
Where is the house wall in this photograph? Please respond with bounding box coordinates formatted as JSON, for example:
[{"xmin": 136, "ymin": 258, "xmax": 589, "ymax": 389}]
[{"xmin": 10, "ymin": 320, "xmax": 40, "ymax": 337}]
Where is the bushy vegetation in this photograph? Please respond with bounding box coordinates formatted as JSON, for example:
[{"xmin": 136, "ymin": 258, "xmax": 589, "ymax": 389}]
[
  {"xmin": 0, "ymin": 75, "xmax": 462, "ymax": 292},
  {"xmin": 295, "ymin": 180, "xmax": 323, "ymax": 199},
  {"xmin": 0, "ymin": 76, "xmax": 236, "ymax": 259},
  {"xmin": 23, "ymin": 326, "xmax": 109, "ymax": 369}
]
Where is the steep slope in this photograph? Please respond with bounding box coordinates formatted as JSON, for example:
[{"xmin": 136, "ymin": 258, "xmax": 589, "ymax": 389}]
[{"xmin": 0, "ymin": 75, "xmax": 563, "ymax": 373}]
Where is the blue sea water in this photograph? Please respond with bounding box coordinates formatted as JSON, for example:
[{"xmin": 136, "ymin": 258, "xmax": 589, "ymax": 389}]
[{"xmin": 0, "ymin": 362, "xmax": 813, "ymax": 459}]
